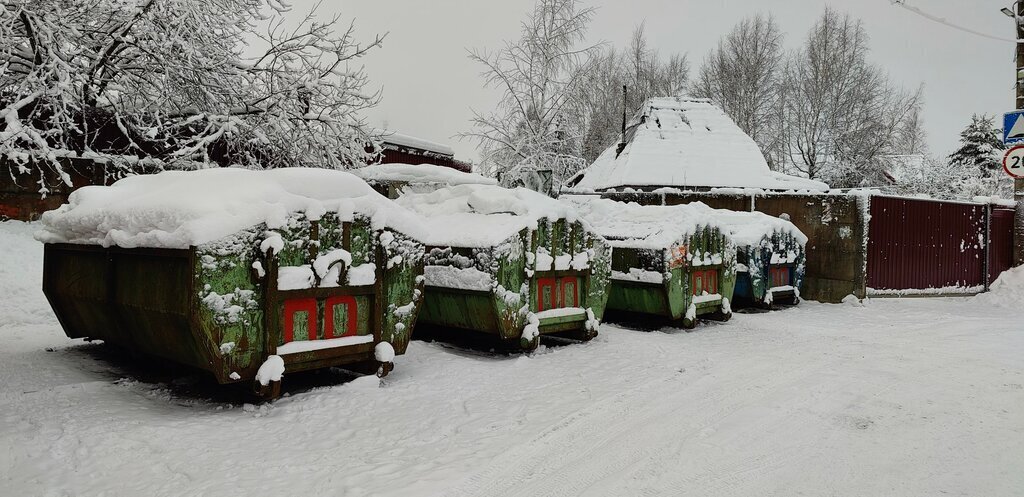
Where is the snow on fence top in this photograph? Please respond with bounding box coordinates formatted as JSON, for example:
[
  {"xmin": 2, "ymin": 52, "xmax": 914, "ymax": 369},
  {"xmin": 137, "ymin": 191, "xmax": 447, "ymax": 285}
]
[
  {"xmin": 562, "ymin": 195, "xmax": 726, "ymax": 250},
  {"xmin": 353, "ymin": 163, "xmax": 496, "ymax": 187},
  {"xmin": 394, "ymin": 184, "xmax": 581, "ymax": 248},
  {"xmin": 36, "ymin": 168, "xmax": 424, "ymax": 249},
  {"xmin": 713, "ymin": 210, "xmax": 808, "ymax": 247},
  {"xmin": 569, "ymin": 97, "xmax": 829, "ymax": 192}
]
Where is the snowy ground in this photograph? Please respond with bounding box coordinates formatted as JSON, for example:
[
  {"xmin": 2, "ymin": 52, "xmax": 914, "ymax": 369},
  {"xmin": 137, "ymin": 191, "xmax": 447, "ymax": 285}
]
[{"xmin": 2, "ymin": 220, "xmax": 1023, "ymax": 497}]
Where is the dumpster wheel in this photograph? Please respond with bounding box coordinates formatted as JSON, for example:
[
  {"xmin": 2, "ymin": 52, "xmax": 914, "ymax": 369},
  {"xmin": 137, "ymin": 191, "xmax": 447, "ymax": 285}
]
[
  {"xmin": 254, "ymin": 379, "xmax": 282, "ymax": 401},
  {"xmin": 679, "ymin": 317, "xmax": 698, "ymax": 331},
  {"xmin": 521, "ymin": 335, "xmax": 541, "ymax": 352},
  {"xmin": 706, "ymin": 310, "xmax": 732, "ymax": 322}
]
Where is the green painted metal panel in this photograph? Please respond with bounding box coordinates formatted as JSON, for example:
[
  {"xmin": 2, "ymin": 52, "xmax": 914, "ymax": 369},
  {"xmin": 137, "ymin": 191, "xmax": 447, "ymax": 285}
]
[
  {"xmin": 417, "ymin": 218, "xmax": 611, "ymax": 349},
  {"xmin": 605, "ymin": 223, "xmax": 737, "ymax": 324},
  {"xmin": 380, "ymin": 229, "xmax": 426, "ymax": 353},
  {"xmin": 43, "ymin": 209, "xmax": 426, "ymax": 386},
  {"xmin": 419, "ymin": 289, "xmax": 500, "ymax": 333}
]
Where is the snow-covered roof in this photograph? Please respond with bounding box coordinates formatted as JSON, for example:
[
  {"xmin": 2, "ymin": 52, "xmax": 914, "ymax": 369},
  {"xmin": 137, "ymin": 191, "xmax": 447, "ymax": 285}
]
[
  {"xmin": 352, "ymin": 163, "xmax": 496, "ymax": 187},
  {"xmin": 569, "ymin": 97, "xmax": 828, "ymax": 192},
  {"xmin": 375, "ymin": 130, "xmax": 455, "ymax": 156},
  {"xmin": 562, "ymin": 196, "xmax": 726, "ymax": 250},
  {"xmin": 394, "ymin": 184, "xmax": 581, "ymax": 248},
  {"xmin": 37, "ymin": 168, "xmax": 423, "ymax": 249}
]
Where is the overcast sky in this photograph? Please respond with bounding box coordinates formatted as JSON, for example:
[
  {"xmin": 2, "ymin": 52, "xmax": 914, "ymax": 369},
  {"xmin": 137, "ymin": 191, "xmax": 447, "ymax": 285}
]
[{"xmin": 304, "ymin": 0, "xmax": 1014, "ymax": 163}]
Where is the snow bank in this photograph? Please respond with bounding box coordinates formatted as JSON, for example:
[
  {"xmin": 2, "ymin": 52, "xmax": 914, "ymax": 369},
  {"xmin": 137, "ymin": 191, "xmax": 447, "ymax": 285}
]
[
  {"xmin": 562, "ymin": 196, "xmax": 724, "ymax": 249},
  {"xmin": 0, "ymin": 221, "xmax": 58, "ymax": 328},
  {"xmin": 36, "ymin": 168, "xmax": 424, "ymax": 249},
  {"xmin": 352, "ymin": 163, "xmax": 495, "ymax": 187},
  {"xmin": 569, "ymin": 97, "xmax": 828, "ymax": 192},
  {"xmin": 395, "ymin": 184, "xmax": 581, "ymax": 247},
  {"xmin": 975, "ymin": 266, "xmax": 1024, "ymax": 308}
]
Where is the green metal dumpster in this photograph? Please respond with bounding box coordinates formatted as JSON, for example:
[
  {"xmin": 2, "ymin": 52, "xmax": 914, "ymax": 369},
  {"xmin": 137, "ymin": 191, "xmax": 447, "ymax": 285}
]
[
  {"xmin": 38, "ymin": 168, "xmax": 426, "ymax": 396},
  {"xmin": 394, "ymin": 184, "xmax": 612, "ymax": 350},
  {"xmin": 716, "ymin": 211, "xmax": 807, "ymax": 308},
  {"xmin": 565, "ymin": 196, "xmax": 737, "ymax": 328}
]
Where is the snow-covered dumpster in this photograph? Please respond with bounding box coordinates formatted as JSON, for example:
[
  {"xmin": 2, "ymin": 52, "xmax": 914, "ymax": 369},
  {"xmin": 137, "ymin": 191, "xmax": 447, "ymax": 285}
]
[
  {"xmin": 38, "ymin": 168, "xmax": 426, "ymax": 397},
  {"xmin": 565, "ymin": 197, "xmax": 737, "ymax": 328},
  {"xmin": 353, "ymin": 163, "xmax": 496, "ymax": 199},
  {"xmin": 717, "ymin": 211, "xmax": 807, "ymax": 308},
  {"xmin": 394, "ymin": 185, "xmax": 611, "ymax": 350}
]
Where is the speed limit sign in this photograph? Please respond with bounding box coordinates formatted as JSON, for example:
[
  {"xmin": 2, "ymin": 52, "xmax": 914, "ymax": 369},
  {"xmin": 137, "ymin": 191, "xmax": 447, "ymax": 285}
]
[{"xmin": 1003, "ymin": 145, "xmax": 1024, "ymax": 179}]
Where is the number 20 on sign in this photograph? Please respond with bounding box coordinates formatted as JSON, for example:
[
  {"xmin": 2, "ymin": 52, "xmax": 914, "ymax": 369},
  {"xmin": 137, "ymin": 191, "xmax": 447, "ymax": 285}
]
[{"xmin": 1003, "ymin": 146, "xmax": 1024, "ymax": 179}]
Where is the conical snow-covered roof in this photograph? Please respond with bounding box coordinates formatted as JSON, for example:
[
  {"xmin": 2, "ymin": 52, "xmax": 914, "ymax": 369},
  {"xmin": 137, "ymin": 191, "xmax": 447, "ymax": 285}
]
[{"xmin": 568, "ymin": 97, "xmax": 828, "ymax": 192}]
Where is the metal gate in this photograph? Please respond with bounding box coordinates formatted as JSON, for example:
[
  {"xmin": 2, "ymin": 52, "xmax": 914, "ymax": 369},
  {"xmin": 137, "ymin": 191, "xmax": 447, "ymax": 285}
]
[
  {"xmin": 867, "ymin": 196, "xmax": 987, "ymax": 292},
  {"xmin": 989, "ymin": 208, "xmax": 1016, "ymax": 284}
]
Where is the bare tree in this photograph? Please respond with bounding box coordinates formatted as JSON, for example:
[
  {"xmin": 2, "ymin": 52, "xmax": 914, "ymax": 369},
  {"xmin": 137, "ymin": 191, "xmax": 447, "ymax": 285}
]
[
  {"xmin": 691, "ymin": 14, "xmax": 784, "ymax": 168},
  {"xmin": 897, "ymin": 107, "xmax": 928, "ymax": 156},
  {"xmin": 464, "ymin": 0, "xmax": 599, "ymax": 189},
  {"xmin": 778, "ymin": 8, "xmax": 923, "ymax": 187},
  {"xmin": 576, "ymin": 23, "xmax": 689, "ymax": 163},
  {"xmin": 1, "ymin": 0, "xmax": 383, "ymax": 186}
]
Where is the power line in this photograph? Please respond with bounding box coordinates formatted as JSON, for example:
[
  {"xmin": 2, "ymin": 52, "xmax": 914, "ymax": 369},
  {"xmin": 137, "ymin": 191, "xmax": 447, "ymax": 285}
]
[{"xmin": 890, "ymin": 0, "xmax": 1018, "ymax": 43}]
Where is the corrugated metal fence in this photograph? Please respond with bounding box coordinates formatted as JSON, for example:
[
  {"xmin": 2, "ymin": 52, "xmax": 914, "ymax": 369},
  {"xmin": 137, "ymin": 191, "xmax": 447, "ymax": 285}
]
[
  {"xmin": 989, "ymin": 207, "xmax": 1016, "ymax": 282},
  {"xmin": 867, "ymin": 196, "xmax": 1014, "ymax": 293}
]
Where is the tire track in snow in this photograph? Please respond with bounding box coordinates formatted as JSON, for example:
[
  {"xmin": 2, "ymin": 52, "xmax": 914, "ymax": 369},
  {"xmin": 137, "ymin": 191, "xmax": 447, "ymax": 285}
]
[{"xmin": 442, "ymin": 343, "xmax": 836, "ymax": 497}]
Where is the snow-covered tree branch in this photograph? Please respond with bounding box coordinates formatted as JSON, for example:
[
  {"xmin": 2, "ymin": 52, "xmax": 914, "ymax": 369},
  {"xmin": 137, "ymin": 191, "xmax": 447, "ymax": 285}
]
[
  {"xmin": 464, "ymin": 0, "xmax": 600, "ymax": 190},
  {"xmin": 0, "ymin": 0, "xmax": 384, "ymax": 186},
  {"xmin": 777, "ymin": 8, "xmax": 923, "ymax": 188}
]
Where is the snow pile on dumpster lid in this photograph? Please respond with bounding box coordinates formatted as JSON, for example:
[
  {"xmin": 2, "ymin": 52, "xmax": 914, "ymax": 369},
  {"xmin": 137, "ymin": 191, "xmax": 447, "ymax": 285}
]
[
  {"xmin": 395, "ymin": 184, "xmax": 581, "ymax": 247},
  {"xmin": 975, "ymin": 266, "xmax": 1024, "ymax": 308},
  {"xmin": 713, "ymin": 210, "xmax": 808, "ymax": 247},
  {"xmin": 36, "ymin": 168, "xmax": 423, "ymax": 249},
  {"xmin": 562, "ymin": 195, "xmax": 723, "ymax": 249},
  {"xmin": 352, "ymin": 163, "xmax": 496, "ymax": 186}
]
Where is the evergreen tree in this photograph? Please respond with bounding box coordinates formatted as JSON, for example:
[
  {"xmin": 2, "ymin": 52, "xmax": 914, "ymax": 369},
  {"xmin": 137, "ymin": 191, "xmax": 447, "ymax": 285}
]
[{"xmin": 948, "ymin": 114, "xmax": 1005, "ymax": 176}]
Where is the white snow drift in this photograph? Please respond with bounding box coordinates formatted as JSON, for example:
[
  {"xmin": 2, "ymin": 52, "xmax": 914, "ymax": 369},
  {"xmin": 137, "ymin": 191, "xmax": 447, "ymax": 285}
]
[{"xmin": 35, "ymin": 167, "xmax": 425, "ymax": 249}]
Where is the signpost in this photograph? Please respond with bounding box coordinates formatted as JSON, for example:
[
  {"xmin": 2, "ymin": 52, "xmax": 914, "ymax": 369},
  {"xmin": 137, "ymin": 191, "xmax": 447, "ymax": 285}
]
[
  {"xmin": 1004, "ymin": 111, "xmax": 1024, "ymax": 145},
  {"xmin": 1015, "ymin": 3, "xmax": 1024, "ymax": 266},
  {"xmin": 1003, "ymin": 146, "xmax": 1024, "ymax": 179}
]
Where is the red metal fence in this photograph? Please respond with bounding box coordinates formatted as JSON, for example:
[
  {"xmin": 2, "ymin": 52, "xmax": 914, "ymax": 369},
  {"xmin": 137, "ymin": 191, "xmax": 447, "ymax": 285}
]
[
  {"xmin": 867, "ymin": 196, "xmax": 1014, "ymax": 292},
  {"xmin": 989, "ymin": 208, "xmax": 1016, "ymax": 284}
]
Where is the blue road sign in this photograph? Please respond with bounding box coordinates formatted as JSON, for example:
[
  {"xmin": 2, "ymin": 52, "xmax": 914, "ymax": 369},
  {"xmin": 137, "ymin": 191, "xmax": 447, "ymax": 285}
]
[{"xmin": 1004, "ymin": 111, "xmax": 1024, "ymax": 145}]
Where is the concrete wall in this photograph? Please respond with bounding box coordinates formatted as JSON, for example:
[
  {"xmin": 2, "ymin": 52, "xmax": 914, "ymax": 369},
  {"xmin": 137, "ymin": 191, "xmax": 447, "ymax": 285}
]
[{"xmin": 600, "ymin": 191, "xmax": 868, "ymax": 303}]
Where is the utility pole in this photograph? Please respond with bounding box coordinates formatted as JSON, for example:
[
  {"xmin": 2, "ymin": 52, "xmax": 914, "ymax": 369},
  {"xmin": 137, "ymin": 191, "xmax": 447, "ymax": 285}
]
[{"xmin": 1016, "ymin": 2, "xmax": 1024, "ymax": 265}]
